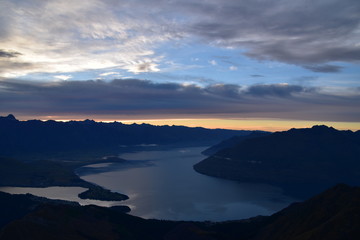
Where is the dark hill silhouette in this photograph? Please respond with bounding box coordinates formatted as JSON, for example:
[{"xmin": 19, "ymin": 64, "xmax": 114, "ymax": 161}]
[
  {"xmin": 0, "ymin": 157, "xmax": 85, "ymax": 187},
  {"xmin": 1, "ymin": 184, "xmax": 359, "ymax": 240},
  {"xmin": 252, "ymin": 184, "xmax": 360, "ymax": 240},
  {"xmin": 0, "ymin": 114, "xmax": 249, "ymax": 160},
  {"xmin": 194, "ymin": 125, "xmax": 360, "ymax": 197}
]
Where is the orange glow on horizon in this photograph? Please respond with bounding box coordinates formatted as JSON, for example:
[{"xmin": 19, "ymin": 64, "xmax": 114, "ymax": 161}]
[
  {"xmin": 115, "ymin": 118, "xmax": 360, "ymax": 132},
  {"xmin": 18, "ymin": 115, "xmax": 360, "ymax": 132}
]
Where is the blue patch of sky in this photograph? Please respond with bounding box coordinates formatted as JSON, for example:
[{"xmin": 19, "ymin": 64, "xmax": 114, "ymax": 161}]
[
  {"xmin": 131, "ymin": 41, "xmax": 329, "ymax": 87},
  {"xmin": 17, "ymin": 42, "xmax": 359, "ymax": 90},
  {"xmin": 328, "ymin": 63, "xmax": 360, "ymax": 88}
]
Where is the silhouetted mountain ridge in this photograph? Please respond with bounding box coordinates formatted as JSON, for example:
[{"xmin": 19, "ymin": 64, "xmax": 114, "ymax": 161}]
[
  {"xmin": 0, "ymin": 114, "xmax": 249, "ymax": 159},
  {"xmin": 194, "ymin": 125, "xmax": 360, "ymax": 197}
]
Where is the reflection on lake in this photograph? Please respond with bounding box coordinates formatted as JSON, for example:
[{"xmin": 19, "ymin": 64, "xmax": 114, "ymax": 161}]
[
  {"xmin": 78, "ymin": 147, "xmax": 297, "ymax": 221},
  {"xmin": 0, "ymin": 186, "xmax": 125, "ymax": 207}
]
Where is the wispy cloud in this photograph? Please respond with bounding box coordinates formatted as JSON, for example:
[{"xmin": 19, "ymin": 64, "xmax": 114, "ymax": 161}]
[
  {"xmin": 0, "ymin": 0, "xmax": 179, "ymax": 77},
  {"xmin": 99, "ymin": 72, "xmax": 121, "ymax": 77},
  {"xmin": 209, "ymin": 60, "xmax": 217, "ymax": 66},
  {"xmin": 229, "ymin": 66, "xmax": 238, "ymax": 71},
  {"xmin": 1, "ymin": 0, "xmax": 359, "ymax": 78}
]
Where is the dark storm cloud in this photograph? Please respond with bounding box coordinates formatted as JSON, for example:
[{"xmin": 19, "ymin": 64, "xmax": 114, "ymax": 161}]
[
  {"xmin": 0, "ymin": 49, "xmax": 22, "ymax": 58},
  {"xmin": 0, "ymin": 79, "xmax": 359, "ymax": 122},
  {"xmin": 205, "ymin": 84, "xmax": 242, "ymax": 99}
]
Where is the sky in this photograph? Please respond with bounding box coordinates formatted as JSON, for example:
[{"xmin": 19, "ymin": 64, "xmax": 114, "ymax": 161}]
[{"xmin": 0, "ymin": 0, "xmax": 360, "ymax": 131}]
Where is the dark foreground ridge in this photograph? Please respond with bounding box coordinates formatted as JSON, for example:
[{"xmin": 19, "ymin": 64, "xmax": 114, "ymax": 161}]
[
  {"xmin": 194, "ymin": 125, "xmax": 360, "ymax": 198},
  {"xmin": 1, "ymin": 184, "xmax": 359, "ymax": 240}
]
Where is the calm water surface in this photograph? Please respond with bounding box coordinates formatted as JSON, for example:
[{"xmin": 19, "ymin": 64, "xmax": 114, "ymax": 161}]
[
  {"xmin": 77, "ymin": 147, "xmax": 296, "ymax": 221},
  {"xmin": 0, "ymin": 186, "xmax": 125, "ymax": 207}
]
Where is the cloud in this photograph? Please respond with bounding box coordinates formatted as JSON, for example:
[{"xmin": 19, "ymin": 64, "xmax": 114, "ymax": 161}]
[
  {"xmin": 205, "ymin": 84, "xmax": 242, "ymax": 99},
  {"xmin": 209, "ymin": 60, "xmax": 217, "ymax": 66},
  {"xmin": 0, "ymin": 78, "xmax": 359, "ymax": 122},
  {"xmin": 54, "ymin": 75, "xmax": 72, "ymax": 81},
  {"xmin": 303, "ymin": 64, "xmax": 344, "ymax": 73},
  {"xmin": 0, "ymin": 61, "xmax": 35, "ymax": 78},
  {"xmin": 99, "ymin": 72, "xmax": 121, "ymax": 77},
  {"xmin": 0, "ymin": 49, "xmax": 22, "ymax": 58},
  {"xmin": 125, "ymin": 61, "xmax": 160, "ymax": 74},
  {"xmin": 229, "ymin": 66, "xmax": 238, "ymax": 71}
]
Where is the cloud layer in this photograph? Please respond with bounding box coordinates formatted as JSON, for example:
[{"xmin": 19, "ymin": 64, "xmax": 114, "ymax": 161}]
[
  {"xmin": 1, "ymin": 79, "xmax": 359, "ymax": 122},
  {"xmin": 0, "ymin": 0, "xmax": 359, "ymax": 77}
]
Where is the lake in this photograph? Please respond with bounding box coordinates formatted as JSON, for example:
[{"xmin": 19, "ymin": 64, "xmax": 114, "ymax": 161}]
[{"xmin": 77, "ymin": 146, "xmax": 296, "ymax": 221}]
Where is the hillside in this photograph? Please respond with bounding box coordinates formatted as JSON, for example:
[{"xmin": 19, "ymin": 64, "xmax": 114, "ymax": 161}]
[
  {"xmin": 194, "ymin": 125, "xmax": 360, "ymax": 197},
  {"xmin": 0, "ymin": 156, "xmax": 128, "ymax": 202},
  {"xmin": 202, "ymin": 131, "xmax": 271, "ymax": 156},
  {"xmin": 252, "ymin": 184, "xmax": 360, "ymax": 240}
]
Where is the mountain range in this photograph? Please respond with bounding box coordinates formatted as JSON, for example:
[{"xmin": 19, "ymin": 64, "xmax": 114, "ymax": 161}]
[{"xmin": 0, "ymin": 114, "xmax": 248, "ymax": 161}]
